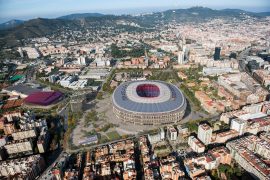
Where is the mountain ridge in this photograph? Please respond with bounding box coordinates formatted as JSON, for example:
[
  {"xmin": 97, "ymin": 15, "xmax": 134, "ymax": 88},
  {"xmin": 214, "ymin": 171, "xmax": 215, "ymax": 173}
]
[
  {"xmin": 0, "ymin": 19, "xmax": 24, "ymax": 30},
  {"xmin": 58, "ymin": 13, "xmax": 105, "ymax": 20},
  {"xmin": 0, "ymin": 7, "xmax": 269, "ymax": 48}
]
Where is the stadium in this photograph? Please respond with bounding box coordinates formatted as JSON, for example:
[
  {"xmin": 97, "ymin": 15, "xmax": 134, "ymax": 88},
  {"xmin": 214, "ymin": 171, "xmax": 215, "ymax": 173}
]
[
  {"xmin": 112, "ymin": 80, "xmax": 187, "ymax": 125},
  {"xmin": 24, "ymin": 91, "xmax": 63, "ymax": 108}
]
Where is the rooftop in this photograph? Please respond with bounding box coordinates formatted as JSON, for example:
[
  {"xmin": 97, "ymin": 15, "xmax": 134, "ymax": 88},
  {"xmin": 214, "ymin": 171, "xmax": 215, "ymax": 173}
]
[{"xmin": 24, "ymin": 91, "xmax": 62, "ymax": 106}]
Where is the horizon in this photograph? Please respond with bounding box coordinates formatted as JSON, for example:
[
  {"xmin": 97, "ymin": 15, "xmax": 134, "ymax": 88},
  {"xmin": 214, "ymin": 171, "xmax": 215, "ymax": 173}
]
[{"xmin": 0, "ymin": 0, "xmax": 270, "ymax": 23}]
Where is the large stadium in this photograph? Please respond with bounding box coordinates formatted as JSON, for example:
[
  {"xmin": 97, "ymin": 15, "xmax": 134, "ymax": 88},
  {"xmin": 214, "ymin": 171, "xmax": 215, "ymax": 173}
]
[{"xmin": 112, "ymin": 80, "xmax": 187, "ymax": 125}]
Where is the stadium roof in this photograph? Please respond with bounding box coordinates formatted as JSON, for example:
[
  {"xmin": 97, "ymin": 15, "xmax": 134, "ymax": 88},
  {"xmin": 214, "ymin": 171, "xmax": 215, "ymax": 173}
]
[
  {"xmin": 24, "ymin": 91, "xmax": 63, "ymax": 106},
  {"xmin": 112, "ymin": 80, "xmax": 186, "ymax": 114}
]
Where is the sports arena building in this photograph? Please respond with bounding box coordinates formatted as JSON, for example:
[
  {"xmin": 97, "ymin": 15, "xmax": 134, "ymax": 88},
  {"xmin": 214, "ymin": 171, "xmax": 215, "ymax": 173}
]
[
  {"xmin": 24, "ymin": 91, "xmax": 63, "ymax": 108},
  {"xmin": 112, "ymin": 80, "xmax": 187, "ymax": 125}
]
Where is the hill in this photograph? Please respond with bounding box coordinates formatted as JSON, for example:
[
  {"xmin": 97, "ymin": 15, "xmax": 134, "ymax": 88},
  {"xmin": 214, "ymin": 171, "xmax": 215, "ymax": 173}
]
[
  {"xmin": 0, "ymin": 7, "xmax": 269, "ymax": 48},
  {"xmin": 0, "ymin": 19, "xmax": 24, "ymax": 30},
  {"xmin": 0, "ymin": 18, "xmax": 79, "ymax": 47},
  {"xmin": 139, "ymin": 7, "xmax": 263, "ymax": 25},
  {"xmin": 58, "ymin": 13, "xmax": 105, "ymax": 20}
]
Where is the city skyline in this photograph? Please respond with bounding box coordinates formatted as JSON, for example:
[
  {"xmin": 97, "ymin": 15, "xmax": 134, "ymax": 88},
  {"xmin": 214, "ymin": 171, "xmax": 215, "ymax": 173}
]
[{"xmin": 0, "ymin": 0, "xmax": 270, "ymax": 23}]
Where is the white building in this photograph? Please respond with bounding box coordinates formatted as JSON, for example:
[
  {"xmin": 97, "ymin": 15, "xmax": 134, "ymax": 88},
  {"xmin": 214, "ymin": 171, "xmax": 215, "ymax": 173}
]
[
  {"xmin": 0, "ymin": 155, "xmax": 45, "ymax": 179},
  {"xmin": 188, "ymin": 136, "xmax": 205, "ymax": 153},
  {"xmin": 178, "ymin": 51, "xmax": 185, "ymax": 65},
  {"xmin": 68, "ymin": 80, "xmax": 88, "ymax": 90},
  {"xmin": 226, "ymin": 135, "xmax": 270, "ymax": 180},
  {"xmin": 246, "ymin": 56, "xmax": 266, "ymax": 67},
  {"xmin": 105, "ymin": 60, "xmax": 111, "ymax": 66},
  {"xmin": 37, "ymin": 129, "xmax": 49, "ymax": 153},
  {"xmin": 96, "ymin": 59, "xmax": 106, "ymax": 67},
  {"xmin": 177, "ymin": 125, "xmax": 189, "ymax": 137},
  {"xmin": 148, "ymin": 128, "xmax": 165, "ymax": 144},
  {"xmin": 12, "ymin": 129, "xmax": 37, "ymax": 141},
  {"xmin": 230, "ymin": 119, "xmax": 246, "ymax": 135},
  {"xmin": 198, "ymin": 124, "xmax": 212, "ymax": 145},
  {"xmin": 21, "ymin": 47, "xmax": 40, "ymax": 59},
  {"xmin": 123, "ymin": 159, "xmax": 136, "ymax": 171},
  {"xmin": 159, "ymin": 44, "xmax": 178, "ymax": 52},
  {"xmin": 178, "ymin": 37, "xmax": 186, "ymax": 65},
  {"xmin": 0, "ymin": 137, "xmax": 7, "ymax": 147},
  {"xmin": 203, "ymin": 67, "xmax": 239, "ymax": 76},
  {"xmin": 59, "ymin": 76, "xmax": 76, "ymax": 87},
  {"xmin": 4, "ymin": 139, "xmax": 34, "ymax": 155},
  {"xmin": 255, "ymin": 139, "xmax": 270, "ymax": 159},
  {"xmin": 19, "ymin": 118, "xmax": 47, "ymax": 131},
  {"xmin": 77, "ymin": 56, "xmax": 86, "ymax": 65},
  {"xmin": 3, "ymin": 111, "xmax": 22, "ymax": 122},
  {"xmin": 79, "ymin": 68, "xmax": 110, "ymax": 80},
  {"xmin": 167, "ymin": 126, "xmax": 177, "ymax": 141},
  {"xmin": 17, "ymin": 47, "xmax": 24, "ymax": 57}
]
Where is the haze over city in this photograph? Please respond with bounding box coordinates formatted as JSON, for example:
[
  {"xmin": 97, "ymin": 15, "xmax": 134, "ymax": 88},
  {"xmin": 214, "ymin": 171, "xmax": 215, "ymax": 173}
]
[
  {"xmin": 0, "ymin": 0, "xmax": 270, "ymax": 22},
  {"xmin": 0, "ymin": 0, "xmax": 270, "ymax": 180}
]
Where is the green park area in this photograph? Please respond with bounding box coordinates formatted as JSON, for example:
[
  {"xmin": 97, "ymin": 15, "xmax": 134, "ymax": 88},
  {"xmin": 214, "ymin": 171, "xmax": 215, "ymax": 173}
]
[
  {"xmin": 179, "ymin": 66, "xmax": 221, "ymax": 111},
  {"xmin": 111, "ymin": 43, "xmax": 146, "ymax": 58},
  {"xmin": 98, "ymin": 131, "xmax": 121, "ymax": 144},
  {"xmin": 102, "ymin": 69, "xmax": 116, "ymax": 93},
  {"xmin": 154, "ymin": 143, "xmax": 172, "ymax": 157},
  {"xmin": 147, "ymin": 69, "xmax": 180, "ymax": 83},
  {"xmin": 107, "ymin": 131, "xmax": 121, "ymax": 140},
  {"xmin": 211, "ymin": 164, "xmax": 243, "ymax": 180},
  {"xmin": 81, "ymin": 109, "xmax": 121, "ymax": 145},
  {"xmin": 99, "ymin": 135, "xmax": 109, "ymax": 143}
]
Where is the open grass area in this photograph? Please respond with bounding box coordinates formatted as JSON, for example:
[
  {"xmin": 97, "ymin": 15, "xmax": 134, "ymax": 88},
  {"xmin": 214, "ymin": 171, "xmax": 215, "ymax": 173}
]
[
  {"xmin": 99, "ymin": 135, "xmax": 109, "ymax": 143},
  {"xmin": 102, "ymin": 69, "xmax": 116, "ymax": 93},
  {"xmin": 107, "ymin": 131, "xmax": 121, "ymax": 140},
  {"xmin": 179, "ymin": 66, "xmax": 221, "ymax": 112},
  {"xmin": 148, "ymin": 69, "xmax": 180, "ymax": 83},
  {"xmin": 84, "ymin": 110, "xmax": 98, "ymax": 126},
  {"xmin": 154, "ymin": 146, "xmax": 171, "ymax": 158},
  {"xmin": 82, "ymin": 130, "xmax": 97, "ymax": 137},
  {"xmin": 179, "ymin": 83, "xmax": 202, "ymax": 111}
]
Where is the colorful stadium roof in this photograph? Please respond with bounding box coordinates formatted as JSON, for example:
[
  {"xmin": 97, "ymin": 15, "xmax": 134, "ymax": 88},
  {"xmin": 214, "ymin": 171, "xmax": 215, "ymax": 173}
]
[
  {"xmin": 24, "ymin": 91, "xmax": 63, "ymax": 106},
  {"xmin": 112, "ymin": 80, "xmax": 186, "ymax": 113}
]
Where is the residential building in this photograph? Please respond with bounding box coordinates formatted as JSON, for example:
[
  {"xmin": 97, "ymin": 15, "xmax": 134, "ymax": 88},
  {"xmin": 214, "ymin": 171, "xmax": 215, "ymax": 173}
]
[
  {"xmin": 4, "ymin": 139, "xmax": 34, "ymax": 156},
  {"xmin": 11, "ymin": 129, "xmax": 37, "ymax": 140},
  {"xmin": 0, "ymin": 155, "xmax": 45, "ymax": 179},
  {"xmin": 253, "ymin": 69, "xmax": 270, "ymax": 88},
  {"xmin": 188, "ymin": 136, "xmax": 205, "ymax": 153},
  {"xmin": 148, "ymin": 128, "xmax": 165, "ymax": 144},
  {"xmin": 167, "ymin": 126, "xmax": 177, "ymax": 141},
  {"xmin": 226, "ymin": 135, "xmax": 270, "ymax": 180},
  {"xmin": 198, "ymin": 124, "xmax": 212, "ymax": 145}
]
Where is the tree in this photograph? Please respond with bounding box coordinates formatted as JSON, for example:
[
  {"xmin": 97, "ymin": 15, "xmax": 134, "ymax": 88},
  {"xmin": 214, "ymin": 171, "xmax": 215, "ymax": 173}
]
[
  {"xmin": 186, "ymin": 122, "xmax": 198, "ymax": 132},
  {"xmin": 96, "ymin": 92, "xmax": 103, "ymax": 100},
  {"xmin": 211, "ymin": 169, "xmax": 219, "ymax": 180}
]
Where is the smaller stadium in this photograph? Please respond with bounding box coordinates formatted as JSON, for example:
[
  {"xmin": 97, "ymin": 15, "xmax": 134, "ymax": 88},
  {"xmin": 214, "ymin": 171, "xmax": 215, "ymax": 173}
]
[
  {"xmin": 24, "ymin": 91, "xmax": 63, "ymax": 108},
  {"xmin": 112, "ymin": 80, "xmax": 187, "ymax": 125}
]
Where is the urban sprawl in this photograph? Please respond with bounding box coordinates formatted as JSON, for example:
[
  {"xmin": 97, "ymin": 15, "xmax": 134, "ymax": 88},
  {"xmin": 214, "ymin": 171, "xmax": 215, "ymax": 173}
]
[{"xmin": 0, "ymin": 8, "xmax": 270, "ymax": 180}]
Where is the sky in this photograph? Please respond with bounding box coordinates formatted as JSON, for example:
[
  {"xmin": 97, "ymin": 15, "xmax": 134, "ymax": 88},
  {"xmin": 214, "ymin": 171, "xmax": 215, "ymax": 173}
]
[{"xmin": 0, "ymin": 0, "xmax": 270, "ymax": 23}]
